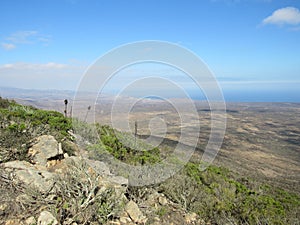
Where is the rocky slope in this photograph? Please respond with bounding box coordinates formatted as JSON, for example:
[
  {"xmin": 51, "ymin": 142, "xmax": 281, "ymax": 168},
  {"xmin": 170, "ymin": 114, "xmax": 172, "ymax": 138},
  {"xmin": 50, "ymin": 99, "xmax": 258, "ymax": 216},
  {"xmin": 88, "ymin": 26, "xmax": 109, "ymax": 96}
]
[
  {"xmin": 0, "ymin": 134, "xmax": 201, "ymax": 225},
  {"xmin": 0, "ymin": 97, "xmax": 299, "ymax": 225}
]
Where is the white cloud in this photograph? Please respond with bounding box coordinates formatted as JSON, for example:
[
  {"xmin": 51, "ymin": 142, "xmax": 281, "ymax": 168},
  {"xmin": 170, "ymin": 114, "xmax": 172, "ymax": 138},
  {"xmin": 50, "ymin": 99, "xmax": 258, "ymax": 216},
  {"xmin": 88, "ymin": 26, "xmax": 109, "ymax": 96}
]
[
  {"xmin": 0, "ymin": 62, "xmax": 86, "ymax": 90},
  {"xmin": 1, "ymin": 64, "xmax": 14, "ymax": 69},
  {"xmin": 263, "ymin": 7, "xmax": 300, "ymax": 26},
  {"xmin": 1, "ymin": 30, "xmax": 51, "ymax": 50},
  {"xmin": 43, "ymin": 62, "xmax": 68, "ymax": 69},
  {"xmin": 1, "ymin": 43, "xmax": 16, "ymax": 50},
  {"xmin": 6, "ymin": 30, "xmax": 39, "ymax": 44},
  {"xmin": 0, "ymin": 62, "xmax": 68, "ymax": 70}
]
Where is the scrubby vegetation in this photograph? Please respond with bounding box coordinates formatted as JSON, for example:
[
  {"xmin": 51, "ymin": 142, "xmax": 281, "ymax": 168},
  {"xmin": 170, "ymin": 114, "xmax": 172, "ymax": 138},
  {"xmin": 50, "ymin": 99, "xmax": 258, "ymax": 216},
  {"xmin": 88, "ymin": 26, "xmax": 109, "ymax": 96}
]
[
  {"xmin": 0, "ymin": 159, "xmax": 124, "ymax": 224},
  {"xmin": 158, "ymin": 162, "xmax": 300, "ymax": 224},
  {"xmin": 0, "ymin": 97, "xmax": 299, "ymax": 224},
  {"xmin": 90, "ymin": 124, "xmax": 161, "ymax": 165},
  {"xmin": 0, "ymin": 98, "xmax": 73, "ymax": 163},
  {"xmin": 72, "ymin": 116, "xmax": 161, "ymax": 166}
]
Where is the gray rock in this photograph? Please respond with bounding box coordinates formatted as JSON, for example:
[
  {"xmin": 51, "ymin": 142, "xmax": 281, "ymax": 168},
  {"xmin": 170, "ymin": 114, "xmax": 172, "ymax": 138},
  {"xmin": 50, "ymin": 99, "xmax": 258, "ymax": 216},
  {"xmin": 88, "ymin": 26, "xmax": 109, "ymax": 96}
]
[
  {"xmin": 107, "ymin": 175, "xmax": 128, "ymax": 186},
  {"xmin": 28, "ymin": 135, "xmax": 62, "ymax": 167},
  {"xmin": 119, "ymin": 216, "xmax": 132, "ymax": 224},
  {"xmin": 185, "ymin": 212, "xmax": 198, "ymax": 224},
  {"xmin": 25, "ymin": 216, "xmax": 36, "ymax": 225},
  {"xmin": 125, "ymin": 200, "xmax": 147, "ymax": 224},
  {"xmin": 158, "ymin": 195, "xmax": 168, "ymax": 206},
  {"xmin": 37, "ymin": 211, "xmax": 58, "ymax": 225},
  {"xmin": 63, "ymin": 156, "xmax": 82, "ymax": 165},
  {"xmin": 86, "ymin": 159, "xmax": 111, "ymax": 176},
  {"xmin": 3, "ymin": 160, "xmax": 55, "ymax": 193}
]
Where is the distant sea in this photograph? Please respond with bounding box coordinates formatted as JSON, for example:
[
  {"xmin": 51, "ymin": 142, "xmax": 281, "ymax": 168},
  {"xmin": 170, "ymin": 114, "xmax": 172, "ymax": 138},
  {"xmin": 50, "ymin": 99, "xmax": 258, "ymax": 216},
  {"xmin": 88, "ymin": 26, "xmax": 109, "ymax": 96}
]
[
  {"xmin": 188, "ymin": 89, "xmax": 300, "ymax": 102},
  {"xmin": 1, "ymin": 86, "xmax": 299, "ymax": 103}
]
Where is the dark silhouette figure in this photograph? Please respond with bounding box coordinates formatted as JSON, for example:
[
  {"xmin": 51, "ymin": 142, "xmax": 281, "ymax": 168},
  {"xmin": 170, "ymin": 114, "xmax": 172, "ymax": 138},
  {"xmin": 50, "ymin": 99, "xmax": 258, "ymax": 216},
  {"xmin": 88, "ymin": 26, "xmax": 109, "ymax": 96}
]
[
  {"xmin": 64, "ymin": 99, "xmax": 68, "ymax": 117},
  {"xmin": 134, "ymin": 121, "xmax": 138, "ymax": 146},
  {"xmin": 84, "ymin": 105, "xmax": 91, "ymax": 122}
]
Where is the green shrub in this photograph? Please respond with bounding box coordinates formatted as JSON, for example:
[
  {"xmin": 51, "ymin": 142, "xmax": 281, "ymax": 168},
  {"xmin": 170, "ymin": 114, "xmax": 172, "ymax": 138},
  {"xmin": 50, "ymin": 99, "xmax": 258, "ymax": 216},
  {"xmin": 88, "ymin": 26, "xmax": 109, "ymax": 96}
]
[
  {"xmin": 158, "ymin": 161, "xmax": 300, "ymax": 224},
  {"xmin": 0, "ymin": 98, "xmax": 73, "ymax": 163},
  {"xmin": 0, "ymin": 97, "xmax": 11, "ymax": 108},
  {"xmin": 87, "ymin": 124, "xmax": 161, "ymax": 166}
]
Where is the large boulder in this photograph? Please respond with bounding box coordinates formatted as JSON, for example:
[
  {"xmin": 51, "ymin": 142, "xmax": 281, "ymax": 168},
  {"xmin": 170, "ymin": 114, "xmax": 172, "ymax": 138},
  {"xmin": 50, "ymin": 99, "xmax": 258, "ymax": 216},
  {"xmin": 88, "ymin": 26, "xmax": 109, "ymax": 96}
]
[
  {"xmin": 28, "ymin": 135, "xmax": 63, "ymax": 167},
  {"xmin": 2, "ymin": 160, "xmax": 55, "ymax": 193}
]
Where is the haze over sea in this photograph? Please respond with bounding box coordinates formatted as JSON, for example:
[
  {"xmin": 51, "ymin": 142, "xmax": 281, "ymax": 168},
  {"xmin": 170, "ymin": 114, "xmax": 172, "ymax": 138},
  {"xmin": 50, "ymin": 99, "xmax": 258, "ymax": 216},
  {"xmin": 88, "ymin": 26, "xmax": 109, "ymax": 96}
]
[{"xmin": 189, "ymin": 82, "xmax": 300, "ymax": 102}]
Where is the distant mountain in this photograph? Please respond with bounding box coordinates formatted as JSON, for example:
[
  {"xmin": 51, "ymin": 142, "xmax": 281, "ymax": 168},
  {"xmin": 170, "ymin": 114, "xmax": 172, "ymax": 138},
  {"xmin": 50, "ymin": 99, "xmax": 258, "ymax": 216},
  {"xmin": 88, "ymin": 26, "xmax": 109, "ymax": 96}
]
[{"xmin": 0, "ymin": 86, "xmax": 75, "ymax": 100}]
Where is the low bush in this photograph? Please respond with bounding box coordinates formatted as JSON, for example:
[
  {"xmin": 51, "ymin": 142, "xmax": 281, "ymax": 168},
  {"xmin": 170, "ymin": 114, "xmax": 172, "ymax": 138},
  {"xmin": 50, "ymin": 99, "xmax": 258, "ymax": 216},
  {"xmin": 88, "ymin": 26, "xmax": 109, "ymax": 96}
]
[
  {"xmin": 0, "ymin": 98, "xmax": 73, "ymax": 163},
  {"xmin": 159, "ymin": 162, "xmax": 300, "ymax": 224},
  {"xmin": 0, "ymin": 159, "xmax": 124, "ymax": 224},
  {"xmin": 87, "ymin": 124, "xmax": 161, "ymax": 166}
]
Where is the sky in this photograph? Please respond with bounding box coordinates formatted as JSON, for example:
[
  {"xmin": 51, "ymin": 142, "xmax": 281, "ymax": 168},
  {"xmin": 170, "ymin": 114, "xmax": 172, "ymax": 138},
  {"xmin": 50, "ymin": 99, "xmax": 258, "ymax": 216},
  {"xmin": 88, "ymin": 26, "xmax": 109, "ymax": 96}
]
[{"xmin": 0, "ymin": 0, "xmax": 300, "ymax": 102}]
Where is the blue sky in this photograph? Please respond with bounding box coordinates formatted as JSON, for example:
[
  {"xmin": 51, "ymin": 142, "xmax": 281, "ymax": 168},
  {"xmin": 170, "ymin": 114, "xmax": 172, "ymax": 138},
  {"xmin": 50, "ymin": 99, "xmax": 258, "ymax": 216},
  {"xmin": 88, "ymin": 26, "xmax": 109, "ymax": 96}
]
[{"xmin": 0, "ymin": 0, "xmax": 300, "ymax": 101}]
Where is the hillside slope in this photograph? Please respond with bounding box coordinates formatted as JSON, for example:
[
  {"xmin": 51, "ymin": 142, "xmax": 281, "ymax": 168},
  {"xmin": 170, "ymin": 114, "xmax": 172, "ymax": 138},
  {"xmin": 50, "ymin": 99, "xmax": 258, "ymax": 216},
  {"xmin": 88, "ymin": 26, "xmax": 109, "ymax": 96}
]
[{"xmin": 0, "ymin": 97, "xmax": 299, "ymax": 225}]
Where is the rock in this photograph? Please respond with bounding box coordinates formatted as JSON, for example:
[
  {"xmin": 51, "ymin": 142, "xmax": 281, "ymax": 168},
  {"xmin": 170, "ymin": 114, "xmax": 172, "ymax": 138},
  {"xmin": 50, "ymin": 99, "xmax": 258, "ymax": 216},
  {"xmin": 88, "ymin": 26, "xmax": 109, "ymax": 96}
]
[
  {"xmin": 185, "ymin": 212, "xmax": 198, "ymax": 224},
  {"xmin": 158, "ymin": 195, "xmax": 168, "ymax": 206},
  {"xmin": 119, "ymin": 216, "xmax": 131, "ymax": 224},
  {"xmin": 25, "ymin": 216, "xmax": 36, "ymax": 225},
  {"xmin": 58, "ymin": 142, "xmax": 63, "ymax": 154},
  {"xmin": 47, "ymin": 159, "xmax": 59, "ymax": 167},
  {"xmin": 86, "ymin": 159, "xmax": 128, "ymax": 186},
  {"xmin": 50, "ymin": 156, "xmax": 81, "ymax": 174},
  {"xmin": 144, "ymin": 191, "xmax": 161, "ymax": 209},
  {"xmin": 3, "ymin": 160, "xmax": 55, "ymax": 193},
  {"xmin": 107, "ymin": 175, "xmax": 128, "ymax": 186},
  {"xmin": 153, "ymin": 216, "xmax": 160, "ymax": 221},
  {"xmin": 5, "ymin": 219, "xmax": 21, "ymax": 225},
  {"xmin": 28, "ymin": 135, "xmax": 63, "ymax": 167},
  {"xmin": 108, "ymin": 221, "xmax": 121, "ymax": 225},
  {"xmin": 37, "ymin": 211, "xmax": 58, "ymax": 225},
  {"xmin": 125, "ymin": 200, "xmax": 147, "ymax": 224},
  {"xmin": 86, "ymin": 159, "xmax": 111, "ymax": 176}
]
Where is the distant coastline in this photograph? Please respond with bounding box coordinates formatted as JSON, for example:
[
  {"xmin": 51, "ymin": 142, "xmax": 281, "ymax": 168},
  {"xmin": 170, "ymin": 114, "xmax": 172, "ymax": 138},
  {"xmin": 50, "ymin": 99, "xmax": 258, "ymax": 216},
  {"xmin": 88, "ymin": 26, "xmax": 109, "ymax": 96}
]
[{"xmin": 1, "ymin": 86, "xmax": 299, "ymax": 103}]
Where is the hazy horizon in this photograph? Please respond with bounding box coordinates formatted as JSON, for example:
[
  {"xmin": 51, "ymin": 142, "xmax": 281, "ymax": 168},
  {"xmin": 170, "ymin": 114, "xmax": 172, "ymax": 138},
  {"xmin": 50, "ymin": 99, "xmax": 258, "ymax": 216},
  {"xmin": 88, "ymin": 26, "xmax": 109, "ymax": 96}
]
[
  {"xmin": 1, "ymin": 85, "xmax": 300, "ymax": 103},
  {"xmin": 1, "ymin": 1, "xmax": 300, "ymax": 102}
]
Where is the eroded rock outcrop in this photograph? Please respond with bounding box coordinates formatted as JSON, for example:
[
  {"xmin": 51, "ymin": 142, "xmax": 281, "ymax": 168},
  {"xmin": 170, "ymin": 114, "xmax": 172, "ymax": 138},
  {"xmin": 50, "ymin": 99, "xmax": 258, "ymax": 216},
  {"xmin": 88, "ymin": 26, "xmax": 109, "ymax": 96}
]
[
  {"xmin": 2, "ymin": 160, "xmax": 55, "ymax": 193},
  {"xmin": 28, "ymin": 135, "xmax": 63, "ymax": 167},
  {"xmin": 2, "ymin": 134, "xmax": 201, "ymax": 225}
]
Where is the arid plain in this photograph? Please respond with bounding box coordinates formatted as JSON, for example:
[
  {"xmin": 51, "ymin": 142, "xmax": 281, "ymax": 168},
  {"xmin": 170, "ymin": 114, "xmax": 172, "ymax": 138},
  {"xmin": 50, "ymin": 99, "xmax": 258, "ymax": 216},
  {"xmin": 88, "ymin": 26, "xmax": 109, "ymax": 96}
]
[{"xmin": 3, "ymin": 88, "xmax": 299, "ymax": 194}]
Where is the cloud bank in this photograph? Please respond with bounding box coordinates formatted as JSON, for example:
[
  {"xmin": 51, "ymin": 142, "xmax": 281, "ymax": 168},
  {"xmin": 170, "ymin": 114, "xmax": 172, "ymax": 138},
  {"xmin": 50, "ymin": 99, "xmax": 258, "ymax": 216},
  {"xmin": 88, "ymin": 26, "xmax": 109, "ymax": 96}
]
[
  {"xmin": 0, "ymin": 62, "xmax": 85, "ymax": 90},
  {"xmin": 1, "ymin": 30, "xmax": 51, "ymax": 50},
  {"xmin": 0, "ymin": 62, "xmax": 68, "ymax": 70},
  {"xmin": 263, "ymin": 7, "xmax": 300, "ymax": 26}
]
